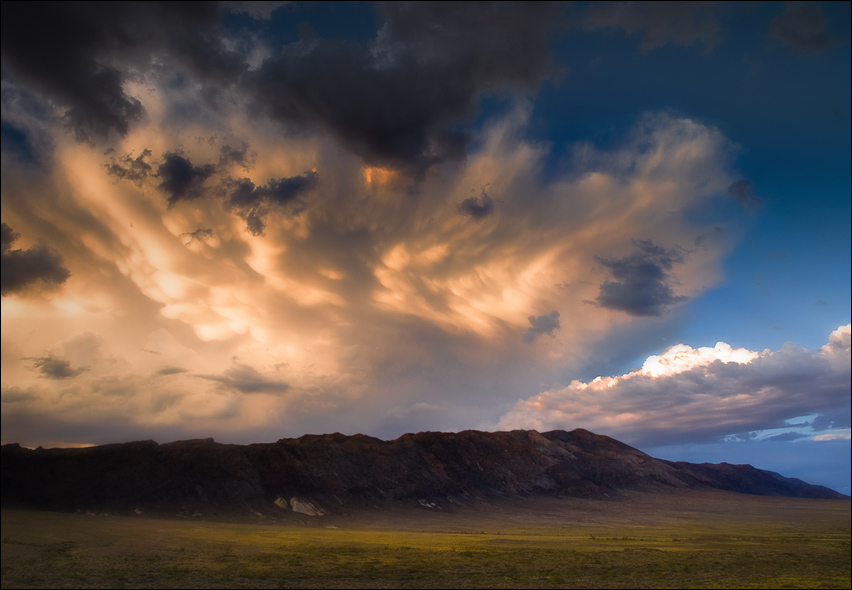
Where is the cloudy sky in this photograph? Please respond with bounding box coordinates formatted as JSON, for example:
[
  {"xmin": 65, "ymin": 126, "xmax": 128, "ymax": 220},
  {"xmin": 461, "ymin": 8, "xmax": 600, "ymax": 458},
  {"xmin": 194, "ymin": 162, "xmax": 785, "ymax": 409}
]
[{"xmin": 2, "ymin": 1, "xmax": 849, "ymax": 493}]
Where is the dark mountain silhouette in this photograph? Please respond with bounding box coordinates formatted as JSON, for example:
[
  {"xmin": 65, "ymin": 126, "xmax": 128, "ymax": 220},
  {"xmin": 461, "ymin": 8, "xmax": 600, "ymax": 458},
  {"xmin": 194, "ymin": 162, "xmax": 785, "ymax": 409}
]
[{"xmin": 1, "ymin": 429, "xmax": 845, "ymax": 517}]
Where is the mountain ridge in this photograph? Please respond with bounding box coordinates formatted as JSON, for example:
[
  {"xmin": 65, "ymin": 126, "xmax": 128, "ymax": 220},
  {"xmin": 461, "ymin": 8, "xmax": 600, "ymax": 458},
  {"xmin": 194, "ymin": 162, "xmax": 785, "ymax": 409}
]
[{"xmin": 1, "ymin": 428, "xmax": 845, "ymax": 518}]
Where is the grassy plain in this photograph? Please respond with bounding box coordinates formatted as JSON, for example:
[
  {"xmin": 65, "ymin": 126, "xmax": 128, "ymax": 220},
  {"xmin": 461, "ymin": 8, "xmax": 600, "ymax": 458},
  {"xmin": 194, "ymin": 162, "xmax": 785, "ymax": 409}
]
[{"xmin": 2, "ymin": 491, "xmax": 849, "ymax": 588}]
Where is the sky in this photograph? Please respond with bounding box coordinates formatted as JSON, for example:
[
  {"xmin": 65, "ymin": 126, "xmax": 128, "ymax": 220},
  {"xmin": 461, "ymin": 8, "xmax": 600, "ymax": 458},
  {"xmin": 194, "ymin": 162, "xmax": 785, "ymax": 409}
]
[{"xmin": 1, "ymin": 1, "xmax": 850, "ymax": 494}]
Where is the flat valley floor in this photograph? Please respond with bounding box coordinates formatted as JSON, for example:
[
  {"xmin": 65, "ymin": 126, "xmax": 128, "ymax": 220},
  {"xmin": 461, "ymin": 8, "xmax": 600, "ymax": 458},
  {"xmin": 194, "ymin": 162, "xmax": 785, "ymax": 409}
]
[{"xmin": 2, "ymin": 491, "xmax": 850, "ymax": 588}]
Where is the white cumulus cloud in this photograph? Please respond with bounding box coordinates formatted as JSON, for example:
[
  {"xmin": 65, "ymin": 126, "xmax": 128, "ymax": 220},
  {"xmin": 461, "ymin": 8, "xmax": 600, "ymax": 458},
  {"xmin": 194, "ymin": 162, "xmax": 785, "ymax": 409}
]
[{"xmin": 496, "ymin": 325, "xmax": 851, "ymax": 447}]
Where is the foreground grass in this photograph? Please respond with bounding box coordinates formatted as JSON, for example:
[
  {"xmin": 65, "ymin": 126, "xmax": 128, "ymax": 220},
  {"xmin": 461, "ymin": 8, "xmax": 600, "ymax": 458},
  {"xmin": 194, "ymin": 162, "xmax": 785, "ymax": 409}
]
[{"xmin": 2, "ymin": 493, "xmax": 849, "ymax": 588}]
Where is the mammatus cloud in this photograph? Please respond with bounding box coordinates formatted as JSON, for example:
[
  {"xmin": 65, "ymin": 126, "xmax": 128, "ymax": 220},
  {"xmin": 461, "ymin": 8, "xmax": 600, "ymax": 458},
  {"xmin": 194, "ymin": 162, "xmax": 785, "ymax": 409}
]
[
  {"xmin": 768, "ymin": 1, "xmax": 837, "ymax": 53},
  {"xmin": 497, "ymin": 324, "xmax": 852, "ymax": 448},
  {"xmin": 594, "ymin": 240, "xmax": 688, "ymax": 316},
  {"xmin": 1, "ymin": 223, "xmax": 70, "ymax": 296},
  {"xmin": 0, "ymin": 105, "xmax": 745, "ymax": 446},
  {"xmin": 0, "ymin": 0, "xmax": 846, "ymax": 495},
  {"xmin": 0, "ymin": 0, "xmax": 775, "ymax": 448}
]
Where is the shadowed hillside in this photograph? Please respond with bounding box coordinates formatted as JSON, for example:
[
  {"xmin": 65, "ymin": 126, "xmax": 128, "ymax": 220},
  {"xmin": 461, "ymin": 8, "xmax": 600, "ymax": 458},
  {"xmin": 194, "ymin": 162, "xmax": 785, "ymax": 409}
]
[{"xmin": 1, "ymin": 429, "xmax": 845, "ymax": 517}]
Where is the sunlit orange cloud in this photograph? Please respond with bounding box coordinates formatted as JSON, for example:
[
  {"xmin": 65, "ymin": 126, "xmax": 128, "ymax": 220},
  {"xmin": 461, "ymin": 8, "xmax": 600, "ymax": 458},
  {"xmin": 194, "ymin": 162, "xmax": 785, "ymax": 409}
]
[
  {"xmin": 362, "ymin": 166, "xmax": 396, "ymax": 188},
  {"xmin": 364, "ymin": 111, "xmax": 735, "ymax": 346},
  {"xmin": 1, "ymin": 86, "xmax": 747, "ymax": 445},
  {"xmin": 814, "ymin": 433, "xmax": 852, "ymax": 441}
]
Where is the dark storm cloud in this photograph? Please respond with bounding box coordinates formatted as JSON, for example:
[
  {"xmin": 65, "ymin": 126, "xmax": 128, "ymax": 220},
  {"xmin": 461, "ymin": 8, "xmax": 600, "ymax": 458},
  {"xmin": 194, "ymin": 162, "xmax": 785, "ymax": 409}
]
[
  {"xmin": 105, "ymin": 149, "xmax": 153, "ymax": 185},
  {"xmin": 157, "ymin": 366, "xmax": 188, "ymax": 376},
  {"xmin": 0, "ymin": 2, "xmax": 143, "ymax": 142},
  {"xmin": 0, "ymin": 120, "xmax": 38, "ymax": 166},
  {"xmin": 769, "ymin": 1, "xmax": 836, "ymax": 53},
  {"xmin": 1, "ymin": 222, "xmax": 70, "ymax": 296},
  {"xmin": 458, "ymin": 191, "xmax": 494, "ymax": 220},
  {"xmin": 579, "ymin": 1, "xmax": 727, "ymax": 52},
  {"xmin": 1, "ymin": 80, "xmax": 58, "ymax": 169},
  {"xmin": 181, "ymin": 228, "xmax": 215, "ymax": 246},
  {"xmin": 0, "ymin": 387, "xmax": 34, "ymax": 404},
  {"xmin": 157, "ymin": 153, "xmax": 218, "ymax": 206},
  {"xmin": 110, "ymin": 146, "xmax": 318, "ymax": 234},
  {"xmin": 727, "ymin": 179, "xmax": 761, "ymax": 210},
  {"xmin": 595, "ymin": 239, "xmax": 688, "ymax": 317},
  {"xmin": 0, "ymin": 2, "xmax": 242, "ymax": 143},
  {"xmin": 247, "ymin": 2, "xmax": 564, "ymax": 176},
  {"xmin": 227, "ymin": 172, "xmax": 319, "ymax": 209},
  {"xmin": 27, "ymin": 355, "xmax": 86, "ymax": 380},
  {"xmin": 226, "ymin": 171, "xmax": 319, "ymax": 235},
  {"xmin": 240, "ymin": 209, "xmax": 266, "ymax": 237},
  {"xmin": 524, "ymin": 310, "xmax": 561, "ymax": 343},
  {"xmin": 198, "ymin": 364, "xmax": 290, "ymax": 394},
  {"xmin": 813, "ymin": 410, "xmax": 851, "ymax": 431},
  {"xmin": 218, "ymin": 143, "xmax": 254, "ymax": 170}
]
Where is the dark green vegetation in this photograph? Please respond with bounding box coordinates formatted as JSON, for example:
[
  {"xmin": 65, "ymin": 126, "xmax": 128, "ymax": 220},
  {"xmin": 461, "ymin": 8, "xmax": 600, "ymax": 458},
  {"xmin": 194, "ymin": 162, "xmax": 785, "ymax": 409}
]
[{"xmin": 2, "ymin": 492, "xmax": 849, "ymax": 589}]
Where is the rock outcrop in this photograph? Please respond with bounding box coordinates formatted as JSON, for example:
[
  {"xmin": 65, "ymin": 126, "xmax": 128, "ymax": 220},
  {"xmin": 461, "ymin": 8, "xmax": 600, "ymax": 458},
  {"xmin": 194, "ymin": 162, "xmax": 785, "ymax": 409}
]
[{"xmin": 1, "ymin": 429, "xmax": 845, "ymax": 516}]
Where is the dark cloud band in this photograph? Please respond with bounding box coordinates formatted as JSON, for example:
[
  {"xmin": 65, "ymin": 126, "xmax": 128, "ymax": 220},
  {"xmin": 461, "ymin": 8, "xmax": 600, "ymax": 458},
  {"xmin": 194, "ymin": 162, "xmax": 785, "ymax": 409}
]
[
  {"xmin": 595, "ymin": 240, "xmax": 688, "ymax": 317},
  {"xmin": 27, "ymin": 355, "xmax": 86, "ymax": 380},
  {"xmin": 1, "ymin": 223, "xmax": 70, "ymax": 296}
]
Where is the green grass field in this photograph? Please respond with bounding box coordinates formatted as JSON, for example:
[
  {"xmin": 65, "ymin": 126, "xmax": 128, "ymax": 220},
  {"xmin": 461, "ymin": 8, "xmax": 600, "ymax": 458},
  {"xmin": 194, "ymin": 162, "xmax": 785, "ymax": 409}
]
[{"xmin": 2, "ymin": 492, "xmax": 849, "ymax": 588}]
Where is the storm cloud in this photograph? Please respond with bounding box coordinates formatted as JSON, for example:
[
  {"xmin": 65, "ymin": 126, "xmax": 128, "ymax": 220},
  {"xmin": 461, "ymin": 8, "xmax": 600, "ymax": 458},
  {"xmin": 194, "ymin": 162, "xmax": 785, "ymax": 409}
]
[
  {"xmin": 1, "ymin": 223, "xmax": 70, "ymax": 296},
  {"xmin": 458, "ymin": 191, "xmax": 495, "ymax": 220},
  {"xmin": 225, "ymin": 171, "xmax": 319, "ymax": 235},
  {"xmin": 769, "ymin": 1, "xmax": 837, "ymax": 53},
  {"xmin": 0, "ymin": 2, "xmax": 243, "ymax": 142},
  {"xmin": 198, "ymin": 363, "xmax": 290, "ymax": 395},
  {"xmin": 157, "ymin": 153, "xmax": 218, "ymax": 206},
  {"xmin": 112, "ymin": 147, "xmax": 319, "ymax": 234},
  {"xmin": 246, "ymin": 2, "xmax": 564, "ymax": 176},
  {"xmin": 105, "ymin": 149, "xmax": 153, "ymax": 185},
  {"xmin": 594, "ymin": 240, "xmax": 688, "ymax": 317},
  {"xmin": 28, "ymin": 355, "xmax": 86, "ymax": 380},
  {"xmin": 181, "ymin": 228, "xmax": 215, "ymax": 246},
  {"xmin": 524, "ymin": 310, "xmax": 561, "ymax": 343},
  {"xmin": 0, "ymin": 1, "xmax": 847, "ymax": 494},
  {"xmin": 0, "ymin": 120, "xmax": 39, "ymax": 167},
  {"xmin": 727, "ymin": 179, "xmax": 761, "ymax": 210}
]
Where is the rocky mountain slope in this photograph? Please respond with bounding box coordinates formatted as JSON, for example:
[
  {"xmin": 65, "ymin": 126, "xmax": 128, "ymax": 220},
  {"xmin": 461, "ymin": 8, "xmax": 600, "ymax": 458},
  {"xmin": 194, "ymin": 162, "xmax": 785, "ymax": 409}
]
[{"xmin": 1, "ymin": 429, "xmax": 845, "ymax": 517}]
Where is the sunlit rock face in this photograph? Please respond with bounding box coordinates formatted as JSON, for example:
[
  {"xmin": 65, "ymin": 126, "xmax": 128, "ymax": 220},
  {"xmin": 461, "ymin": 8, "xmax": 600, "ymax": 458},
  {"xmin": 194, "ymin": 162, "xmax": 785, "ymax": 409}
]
[
  {"xmin": 0, "ymin": 429, "xmax": 845, "ymax": 518},
  {"xmin": 289, "ymin": 497, "xmax": 324, "ymax": 516}
]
